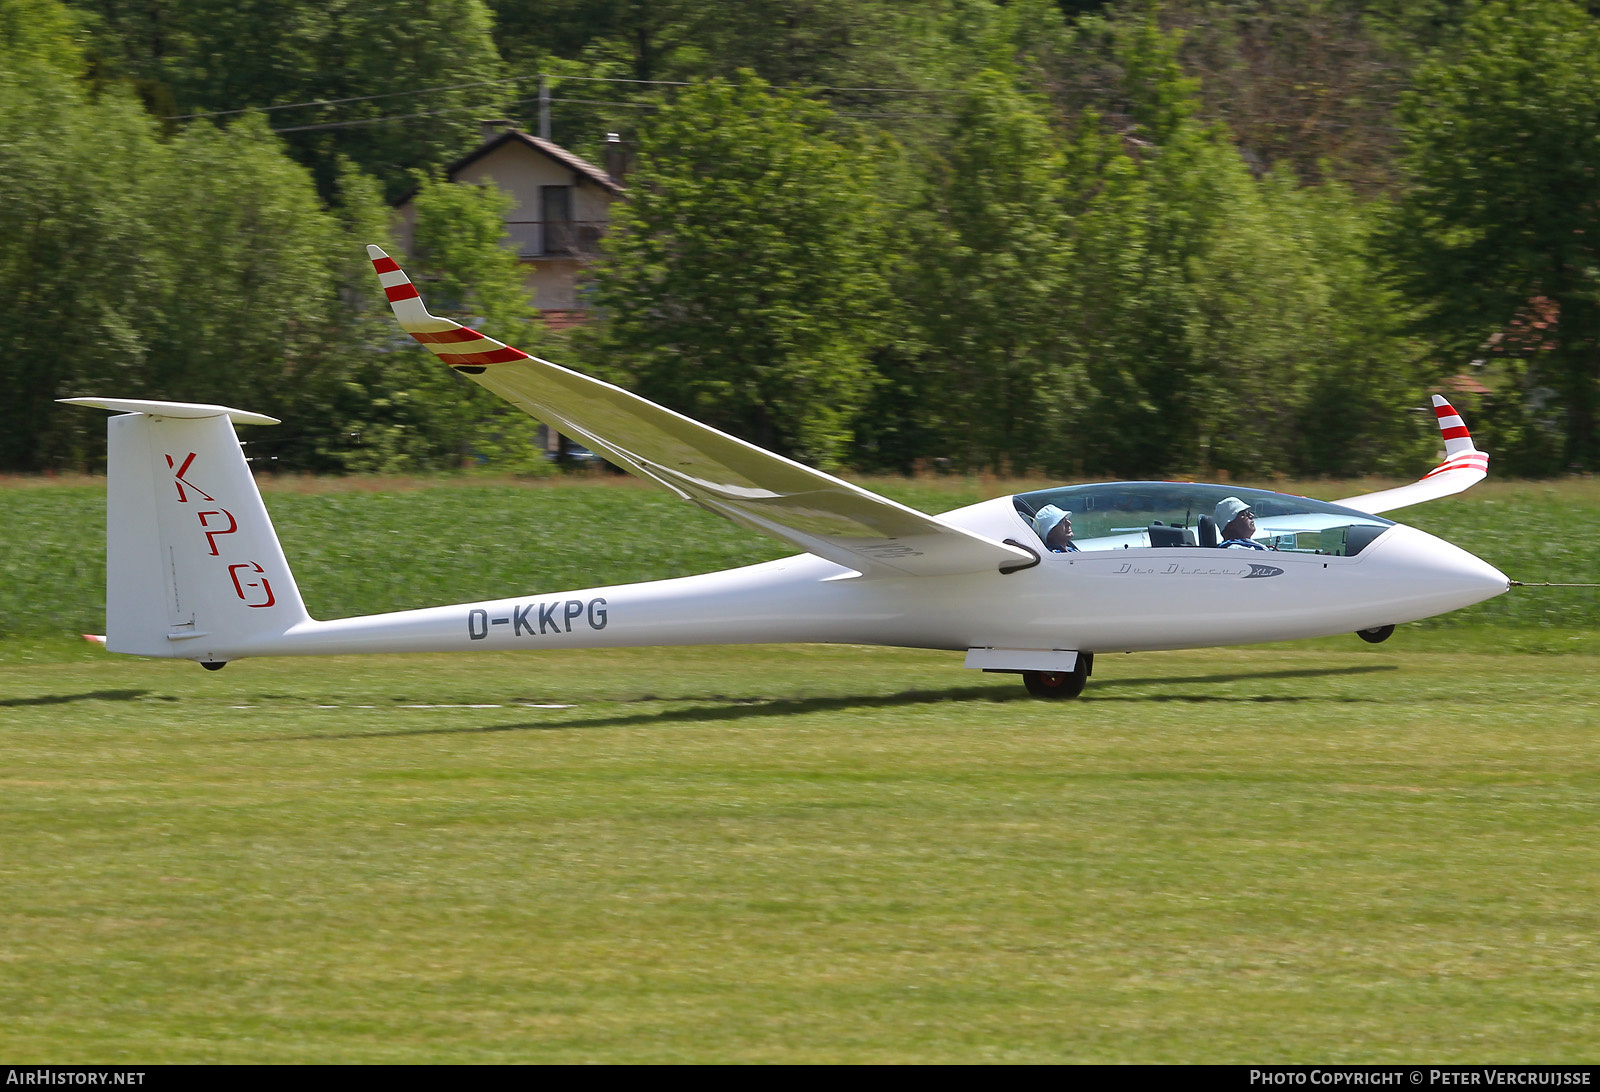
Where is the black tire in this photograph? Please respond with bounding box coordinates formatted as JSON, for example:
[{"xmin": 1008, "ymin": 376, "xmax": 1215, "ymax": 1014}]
[
  {"xmin": 1023, "ymin": 664, "xmax": 1087, "ymax": 699},
  {"xmin": 1356, "ymin": 624, "xmax": 1395, "ymax": 644}
]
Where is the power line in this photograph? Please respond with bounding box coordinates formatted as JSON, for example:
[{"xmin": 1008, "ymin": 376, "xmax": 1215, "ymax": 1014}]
[
  {"xmin": 269, "ymin": 103, "xmax": 951, "ymax": 135},
  {"xmin": 268, "ymin": 91, "xmax": 951, "ymax": 135},
  {"xmin": 821, "ymin": 86, "xmax": 958, "ymax": 94},
  {"xmin": 168, "ymin": 75, "xmax": 537, "ymax": 120},
  {"xmin": 550, "ymin": 96, "xmax": 662, "ymax": 111},
  {"xmin": 171, "ymin": 71, "xmax": 956, "ymax": 122},
  {"xmin": 270, "ymin": 95, "xmax": 636, "ymax": 134},
  {"xmin": 837, "ymin": 110, "xmax": 953, "ymax": 119},
  {"xmin": 272, "ymin": 102, "xmax": 524, "ymax": 134},
  {"xmin": 547, "ymin": 73, "xmax": 690, "ymax": 87}
]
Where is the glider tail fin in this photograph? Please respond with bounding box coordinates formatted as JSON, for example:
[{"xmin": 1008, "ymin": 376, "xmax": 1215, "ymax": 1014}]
[{"xmin": 62, "ymin": 398, "xmax": 309, "ymax": 661}]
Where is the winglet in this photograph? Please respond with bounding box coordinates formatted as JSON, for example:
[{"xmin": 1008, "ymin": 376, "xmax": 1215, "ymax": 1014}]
[
  {"xmin": 1432, "ymin": 394, "xmax": 1477, "ymax": 459},
  {"xmin": 367, "ymin": 244, "xmax": 451, "ymax": 331},
  {"xmin": 367, "ymin": 245, "xmax": 530, "ymax": 371},
  {"xmin": 1333, "ymin": 395, "xmax": 1489, "ymax": 515}
]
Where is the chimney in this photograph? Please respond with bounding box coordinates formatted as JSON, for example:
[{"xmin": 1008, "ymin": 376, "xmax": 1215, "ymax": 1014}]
[
  {"xmin": 478, "ymin": 119, "xmax": 515, "ymax": 144},
  {"xmin": 604, "ymin": 132, "xmax": 629, "ymax": 184}
]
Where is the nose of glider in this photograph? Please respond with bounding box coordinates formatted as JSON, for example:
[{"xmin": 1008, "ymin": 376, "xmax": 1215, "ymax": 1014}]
[{"xmin": 1365, "ymin": 524, "xmax": 1510, "ymax": 617}]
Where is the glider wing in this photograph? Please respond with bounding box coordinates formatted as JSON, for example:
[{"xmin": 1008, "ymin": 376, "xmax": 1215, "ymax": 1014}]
[
  {"xmin": 369, "ymin": 246, "xmax": 1033, "ymax": 577},
  {"xmin": 1334, "ymin": 396, "xmax": 1490, "ymax": 515}
]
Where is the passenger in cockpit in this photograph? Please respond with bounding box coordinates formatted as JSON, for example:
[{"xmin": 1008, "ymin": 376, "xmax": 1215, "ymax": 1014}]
[
  {"xmin": 1032, "ymin": 504, "xmax": 1080, "ymax": 553},
  {"xmin": 1214, "ymin": 497, "xmax": 1270, "ymax": 550}
]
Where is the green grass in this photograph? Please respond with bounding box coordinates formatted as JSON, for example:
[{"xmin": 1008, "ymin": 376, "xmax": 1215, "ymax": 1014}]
[
  {"xmin": 2, "ymin": 474, "xmax": 1597, "ymax": 638},
  {"xmin": 2, "ymin": 640, "xmax": 1599, "ymax": 1062},
  {"xmin": 1, "ymin": 474, "xmax": 1596, "ymax": 1060}
]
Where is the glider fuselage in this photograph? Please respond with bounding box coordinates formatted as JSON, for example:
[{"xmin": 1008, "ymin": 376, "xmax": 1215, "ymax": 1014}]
[{"xmin": 212, "ymin": 494, "xmax": 1508, "ymax": 662}]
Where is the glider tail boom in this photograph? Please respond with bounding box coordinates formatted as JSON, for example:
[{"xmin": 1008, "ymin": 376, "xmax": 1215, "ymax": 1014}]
[{"xmin": 61, "ymin": 398, "xmax": 309, "ymax": 662}]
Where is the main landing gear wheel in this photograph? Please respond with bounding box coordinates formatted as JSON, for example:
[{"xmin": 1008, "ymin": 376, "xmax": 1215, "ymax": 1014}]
[
  {"xmin": 1356, "ymin": 624, "xmax": 1395, "ymax": 644},
  {"xmin": 1023, "ymin": 653, "xmax": 1093, "ymax": 699}
]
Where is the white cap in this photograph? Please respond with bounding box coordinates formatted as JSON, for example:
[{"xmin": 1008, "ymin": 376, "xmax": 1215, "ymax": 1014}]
[
  {"xmin": 1214, "ymin": 496, "xmax": 1252, "ymax": 531},
  {"xmin": 1032, "ymin": 504, "xmax": 1071, "ymax": 540}
]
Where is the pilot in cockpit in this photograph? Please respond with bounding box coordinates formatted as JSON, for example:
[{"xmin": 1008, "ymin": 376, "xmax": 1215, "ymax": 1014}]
[
  {"xmin": 1032, "ymin": 504, "xmax": 1080, "ymax": 553},
  {"xmin": 1214, "ymin": 497, "xmax": 1271, "ymax": 550}
]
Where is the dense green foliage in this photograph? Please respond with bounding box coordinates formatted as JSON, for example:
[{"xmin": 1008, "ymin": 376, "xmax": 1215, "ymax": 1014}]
[
  {"xmin": 890, "ymin": 71, "xmax": 1076, "ymax": 475},
  {"xmin": 587, "ymin": 75, "xmax": 888, "ymax": 466},
  {"xmin": 1392, "ymin": 0, "xmax": 1600, "ymax": 473},
  {"xmin": 64, "ymin": 0, "xmax": 507, "ymax": 200},
  {"xmin": 0, "ymin": 43, "xmax": 380, "ymax": 470},
  {"xmin": 7, "ymin": 0, "xmax": 1600, "ymax": 474}
]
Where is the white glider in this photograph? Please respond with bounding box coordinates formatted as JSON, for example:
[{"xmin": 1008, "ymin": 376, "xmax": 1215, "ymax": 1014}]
[{"xmin": 60, "ymin": 247, "xmax": 1508, "ymax": 698}]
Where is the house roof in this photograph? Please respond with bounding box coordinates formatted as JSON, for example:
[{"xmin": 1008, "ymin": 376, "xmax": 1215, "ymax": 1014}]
[
  {"xmin": 395, "ymin": 128, "xmax": 625, "ymax": 206},
  {"xmin": 1440, "ymin": 373, "xmax": 1492, "ymax": 396}
]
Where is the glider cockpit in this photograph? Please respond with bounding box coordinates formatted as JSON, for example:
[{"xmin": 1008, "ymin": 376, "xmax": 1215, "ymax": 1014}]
[{"xmin": 1014, "ymin": 483, "xmax": 1397, "ymax": 556}]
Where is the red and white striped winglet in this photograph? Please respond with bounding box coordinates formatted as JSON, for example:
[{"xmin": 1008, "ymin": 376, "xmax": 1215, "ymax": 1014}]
[
  {"xmin": 1432, "ymin": 395, "xmax": 1477, "ymax": 458},
  {"xmin": 1421, "ymin": 449, "xmax": 1490, "ymax": 481},
  {"xmin": 367, "ymin": 244, "xmax": 529, "ymax": 373},
  {"xmin": 1333, "ymin": 395, "xmax": 1489, "ymax": 513}
]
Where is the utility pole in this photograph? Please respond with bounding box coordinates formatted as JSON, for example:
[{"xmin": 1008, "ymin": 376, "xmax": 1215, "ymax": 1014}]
[{"xmin": 539, "ymin": 76, "xmax": 551, "ymax": 141}]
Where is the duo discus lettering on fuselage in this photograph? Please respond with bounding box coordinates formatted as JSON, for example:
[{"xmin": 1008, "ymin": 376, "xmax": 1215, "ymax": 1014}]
[
  {"xmin": 468, "ymin": 598, "xmax": 608, "ymax": 641},
  {"xmin": 1111, "ymin": 560, "xmax": 1282, "ymax": 577}
]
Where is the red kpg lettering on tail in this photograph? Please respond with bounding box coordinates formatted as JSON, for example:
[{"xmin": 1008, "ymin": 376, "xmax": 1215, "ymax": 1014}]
[
  {"xmin": 227, "ymin": 562, "xmax": 276, "ymax": 608},
  {"xmin": 165, "ymin": 452, "xmax": 214, "ymax": 502},
  {"xmin": 197, "ymin": 509, "xmax": 237, "ymax": 555}
]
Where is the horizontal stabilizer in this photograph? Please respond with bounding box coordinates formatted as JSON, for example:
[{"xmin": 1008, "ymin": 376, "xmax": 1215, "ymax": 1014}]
[{"xmin": 60, "ymin": 397, "xmax": 280, "ymax": 426}]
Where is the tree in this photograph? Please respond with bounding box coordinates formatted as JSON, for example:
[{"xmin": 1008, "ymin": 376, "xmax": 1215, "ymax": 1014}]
[
  {"xmin": 0, "ymin": 59, "xmax": 161, "ymax": 469},
  {"xmin": 1154, "ymin": 0, "xmax": 1409, "ymax": 193},
  {"xmin": 887, "ymin": 69, "xmax": 1076, "ymax": 475},
  {"xmin": 585, "ymin": 74, "xmax": 889, "ymax": 467},
  {"xmin": 64, "ymin": 0, "xmax": 508, "ymax": 200},
  {"xmin": 0, "ymin": 0, "xmax": 87, "ymax": 74},
  {"xmin": 1062, "ymin": 17, "xmax": 1427, "ymax": 478},
  {"xmin": 486, "ymin": 0, "xmax": 708, "ymax": 82},
  {"xmin": 0, "ymin": 12, "xmax": 398, "ymax": 472},
  {"xmin": 136, "ymin": 114, "xmax": 389, "ymax": 462},
  {"xmin": 488, "ymin": 0, "xmax": 939, "ymax": 88},
  {"xmin": 1391, "ymin": 0, "xmax": 1600, "ymax": 470}
]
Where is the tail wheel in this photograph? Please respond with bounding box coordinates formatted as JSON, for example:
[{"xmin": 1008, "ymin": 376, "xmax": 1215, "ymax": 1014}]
[
  {"xmin": 1023, "ymin": 654, "xmax": 1091, "ymax": 699},
  {"xmin": 1357, "ymin": 624, "xmax": 1395, "ymax": 644}
]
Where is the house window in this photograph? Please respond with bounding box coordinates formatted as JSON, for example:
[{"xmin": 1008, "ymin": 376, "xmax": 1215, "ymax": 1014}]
[{"xmin": 542, "ymin": 185, "xmax": 573, "ymax": 255}]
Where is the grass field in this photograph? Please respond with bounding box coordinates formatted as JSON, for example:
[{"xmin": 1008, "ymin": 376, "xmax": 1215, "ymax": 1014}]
[
  {"xmin": 1, "ymin": 475, "xmax": 1597, "ymax": 1061},
  {"xmin": 2, "ymin": 640, "xmax": 1598, "ymax": 1062}
]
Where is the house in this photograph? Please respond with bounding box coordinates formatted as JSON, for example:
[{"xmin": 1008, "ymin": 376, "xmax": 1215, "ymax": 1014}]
[{"xmin": 393, "ymin": 123, "xmax": 626, "ymax": 330}]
